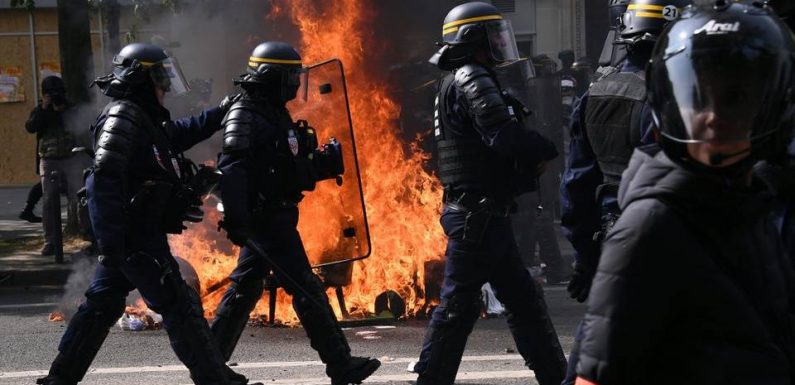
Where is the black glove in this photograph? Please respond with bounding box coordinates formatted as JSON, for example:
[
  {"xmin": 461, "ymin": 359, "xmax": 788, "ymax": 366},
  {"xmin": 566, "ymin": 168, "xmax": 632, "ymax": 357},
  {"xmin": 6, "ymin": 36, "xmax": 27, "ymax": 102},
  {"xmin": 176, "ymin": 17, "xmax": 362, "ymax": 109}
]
[
  {"xmin": 219, "ymin": 93, "xmax": 242, "ymax": 113},
  {"xmin": 218, "ymin": 220, "xmax": 253, "ymax": 247},
  {"xmin": 567, "ymin": 260, "xmax": 596, "ymax": 303}
]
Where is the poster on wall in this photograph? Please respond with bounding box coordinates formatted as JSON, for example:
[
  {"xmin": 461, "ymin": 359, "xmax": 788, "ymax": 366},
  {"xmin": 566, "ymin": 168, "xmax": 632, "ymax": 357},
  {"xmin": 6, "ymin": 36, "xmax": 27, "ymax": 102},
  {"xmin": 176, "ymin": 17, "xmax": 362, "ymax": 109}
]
[
  {"xmin": 0, "ymin": 66, "xmax": 25, "ymax": 103},
  {"xmin": 39, "ymin": 62, "xmax": 61, "ymax": 79}
]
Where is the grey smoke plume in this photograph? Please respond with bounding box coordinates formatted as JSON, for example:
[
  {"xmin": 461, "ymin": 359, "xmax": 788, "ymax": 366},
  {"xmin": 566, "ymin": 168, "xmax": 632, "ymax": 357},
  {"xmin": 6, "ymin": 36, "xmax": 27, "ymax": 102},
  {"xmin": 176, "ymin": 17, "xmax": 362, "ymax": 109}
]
[{"xmin": 54, "ymin": 255, "xmax": 97, "ymax": 318}]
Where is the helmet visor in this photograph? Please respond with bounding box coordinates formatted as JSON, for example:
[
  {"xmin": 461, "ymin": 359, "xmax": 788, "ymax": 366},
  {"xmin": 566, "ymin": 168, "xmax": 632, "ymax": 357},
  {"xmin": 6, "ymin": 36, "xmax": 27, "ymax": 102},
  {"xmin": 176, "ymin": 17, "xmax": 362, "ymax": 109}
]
[
  {"xmin": 653, "ymin": 44, "xmax": 787, "ymax": 145},
  {"xmin": 485, "ymin": 20, "xmax": 520, "ymax": 63},
  {"xmin": 150, "ymin": 57, "xmax": 190, "ymax": 95}
]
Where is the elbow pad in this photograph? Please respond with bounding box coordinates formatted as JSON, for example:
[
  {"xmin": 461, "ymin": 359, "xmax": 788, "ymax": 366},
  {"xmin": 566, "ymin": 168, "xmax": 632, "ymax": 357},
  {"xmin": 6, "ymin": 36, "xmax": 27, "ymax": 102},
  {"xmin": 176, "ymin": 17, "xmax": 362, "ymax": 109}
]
[{"xmin": 454, "ymin": 64, "xmax": 515, "ymax": 129}]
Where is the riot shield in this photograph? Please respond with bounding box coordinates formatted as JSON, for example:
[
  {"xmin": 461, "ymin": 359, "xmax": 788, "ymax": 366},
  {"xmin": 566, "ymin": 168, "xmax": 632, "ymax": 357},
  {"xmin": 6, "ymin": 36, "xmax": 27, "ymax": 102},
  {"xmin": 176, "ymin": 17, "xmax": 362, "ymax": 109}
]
[
  {"xmin": 288, "ymin": 59, "xmax": 371, "ymax": 268},
  {"xmin": 527, "ymin": 72, "xmax": 564, "ymax": 219}
]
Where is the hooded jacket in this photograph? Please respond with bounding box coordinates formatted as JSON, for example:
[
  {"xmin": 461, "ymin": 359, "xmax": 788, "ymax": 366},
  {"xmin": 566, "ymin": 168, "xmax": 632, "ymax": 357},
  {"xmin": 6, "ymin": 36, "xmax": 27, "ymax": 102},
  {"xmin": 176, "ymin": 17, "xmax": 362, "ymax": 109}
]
[{"xmin": 577, "ymin": 145, "xmax": 795, "ymax": 385}]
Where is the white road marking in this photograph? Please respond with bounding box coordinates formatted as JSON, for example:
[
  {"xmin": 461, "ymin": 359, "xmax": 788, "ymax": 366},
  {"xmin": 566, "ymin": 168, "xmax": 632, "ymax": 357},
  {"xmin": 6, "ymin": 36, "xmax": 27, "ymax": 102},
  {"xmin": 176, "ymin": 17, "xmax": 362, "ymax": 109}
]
[
  {"xmin": 181, "ymin": 371, "xmax": 534, "ymax": 385},
  {"xmin": 0, "ymin": 354, "xmax": 524, "ymax": 379},
  {"xmin": 0, "ymin": 302, "xmax": 57, "ymax": 310}
]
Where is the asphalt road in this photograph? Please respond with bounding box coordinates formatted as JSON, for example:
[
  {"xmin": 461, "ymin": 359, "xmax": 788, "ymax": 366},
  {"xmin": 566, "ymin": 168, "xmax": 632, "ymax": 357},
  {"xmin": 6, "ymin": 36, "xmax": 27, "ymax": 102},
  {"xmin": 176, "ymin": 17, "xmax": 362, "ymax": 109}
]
[{"xmin": 0, "ymin": 285, "xmax": 584, "ymax": 385}]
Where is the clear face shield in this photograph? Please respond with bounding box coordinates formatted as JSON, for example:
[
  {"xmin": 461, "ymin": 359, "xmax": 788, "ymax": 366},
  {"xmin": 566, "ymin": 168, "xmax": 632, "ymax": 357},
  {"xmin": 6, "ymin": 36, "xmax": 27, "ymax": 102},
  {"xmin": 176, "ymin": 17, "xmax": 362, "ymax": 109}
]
[
  {"xmin": 653, "ymin": 44, "xmax": 788, "ymax": 166},
  {"xmin": 149, "ymin": 57, "xmax": 190, "ymax": 95},
  {"xmin": 484, "ymin": 20, "xmax": 521, "ymax": 64}
]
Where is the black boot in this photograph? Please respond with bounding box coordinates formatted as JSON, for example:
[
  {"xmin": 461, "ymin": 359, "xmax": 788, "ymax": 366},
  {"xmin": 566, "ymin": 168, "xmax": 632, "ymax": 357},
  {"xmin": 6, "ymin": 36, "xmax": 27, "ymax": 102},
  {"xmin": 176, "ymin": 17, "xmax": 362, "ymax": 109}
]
[
  {"xmin": 19, "ymin": 207, "xmax": 42, "ymax": 223},
  {"xmin": 43, "ymin": 295, "xmax": 125, "ymax": 384},
  {"xmin": 226, "ymin": 365, "xmax": 264, "ymax": 385},
  {"xmin": 36, "ymin": 373, "xmax": 75, "ymax": 385},
  {"xmin": 327, "ymin": 356, "xmax": 381, "ymax": 385},
  {"xmin": 211, "ymin": 280, "xmax": 264, "ymax": 361},
  {"xmin": 291, "ymin": 272, "xmax": 380, "ymax": 385}
]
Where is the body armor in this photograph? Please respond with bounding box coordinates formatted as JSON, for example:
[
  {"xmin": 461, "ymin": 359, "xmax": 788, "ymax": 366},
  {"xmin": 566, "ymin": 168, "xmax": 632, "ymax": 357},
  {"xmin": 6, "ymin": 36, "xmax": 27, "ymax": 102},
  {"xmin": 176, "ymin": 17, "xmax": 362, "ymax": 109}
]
[
  {"xmin": 584, "ymin": 70, "xmax": 646, "ymax": 185},
  {"xmin": 434, "ymin": 66, "xmax": 520, "ymax": 199},
  {"xmin": 93, "ymin": 100, "xmax": 201, "ymax": 235},
  {"xmin": 222, "ymin": 98, "xmax": 342, "ymax": 205}
]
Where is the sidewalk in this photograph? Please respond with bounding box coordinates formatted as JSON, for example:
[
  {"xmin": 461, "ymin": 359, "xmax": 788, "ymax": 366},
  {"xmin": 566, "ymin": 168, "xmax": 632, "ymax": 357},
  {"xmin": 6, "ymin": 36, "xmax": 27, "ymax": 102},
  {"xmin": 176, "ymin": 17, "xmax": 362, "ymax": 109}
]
[{"xmin": 0, "ymin": 187, "xmax": 79, "ymax": 287}]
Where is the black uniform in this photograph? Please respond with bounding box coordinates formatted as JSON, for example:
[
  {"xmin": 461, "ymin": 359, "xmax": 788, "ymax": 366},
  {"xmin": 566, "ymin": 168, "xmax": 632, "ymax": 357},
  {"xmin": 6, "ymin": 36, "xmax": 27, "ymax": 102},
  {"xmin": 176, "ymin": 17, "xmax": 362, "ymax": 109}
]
[
  {"xmin": 211, "ymin": 40, "xmax": 379, "ymax": 385},
  {"xmin": 417, "ymin": 57, "xmax": 564, "ymax": 385},
  {"xmin": 38, "ymin": 43, "xmax": 250, "ymax": 385}
]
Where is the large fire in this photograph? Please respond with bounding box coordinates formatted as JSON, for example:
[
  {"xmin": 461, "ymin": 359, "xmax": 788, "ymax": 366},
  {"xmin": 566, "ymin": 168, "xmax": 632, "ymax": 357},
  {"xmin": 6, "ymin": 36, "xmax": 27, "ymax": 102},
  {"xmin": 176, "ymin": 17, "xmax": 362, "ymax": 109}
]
[{"xmin": 170, "ymin": 0, "xmax": 445, "ymax": 324}]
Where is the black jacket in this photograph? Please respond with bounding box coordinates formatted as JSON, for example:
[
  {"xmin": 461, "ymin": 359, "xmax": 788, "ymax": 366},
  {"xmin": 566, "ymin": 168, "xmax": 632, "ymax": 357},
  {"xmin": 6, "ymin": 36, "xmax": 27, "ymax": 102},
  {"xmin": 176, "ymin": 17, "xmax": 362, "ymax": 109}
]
[{"xmin": 577, "ymin": 146, "xmax": 795, "ymax": 385}]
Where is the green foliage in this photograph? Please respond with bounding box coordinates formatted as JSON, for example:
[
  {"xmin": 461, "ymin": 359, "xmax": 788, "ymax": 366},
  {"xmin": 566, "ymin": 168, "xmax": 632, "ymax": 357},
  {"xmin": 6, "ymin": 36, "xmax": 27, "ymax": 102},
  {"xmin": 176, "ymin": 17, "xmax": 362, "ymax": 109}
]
[
  {"xmin": 9, "ymin": 0, "xmax": 35, "ymax": 10},
  {"xmin": 124, "ymin": 23, "xmax": 138, "ymax": 44},
  {"xmin": 131, "ymin": 0, "xmax": 182, "ymax": 21}
]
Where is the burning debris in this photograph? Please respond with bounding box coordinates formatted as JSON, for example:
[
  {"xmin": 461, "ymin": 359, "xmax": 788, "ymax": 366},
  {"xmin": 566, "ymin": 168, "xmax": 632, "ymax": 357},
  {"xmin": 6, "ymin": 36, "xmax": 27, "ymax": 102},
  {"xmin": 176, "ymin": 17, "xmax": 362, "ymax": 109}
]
[
  {"xmin": 48, "ymin": 311, "xmax": 65, "ymax": 322},
  {"xmin": 117, "ymin": 305, "xmax": 163, "ymax": 331},
  {"xmin": 167, "ymin": 0, "xmax": 447, "ymax": 325}
]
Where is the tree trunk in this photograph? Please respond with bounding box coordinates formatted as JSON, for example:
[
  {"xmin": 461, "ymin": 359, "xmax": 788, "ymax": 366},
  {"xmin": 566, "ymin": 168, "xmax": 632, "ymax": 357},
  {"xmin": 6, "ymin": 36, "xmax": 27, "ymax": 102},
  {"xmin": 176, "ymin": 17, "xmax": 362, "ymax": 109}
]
[
  {"xmin": 103, "ymin": 0, "xmax": 121, "ymax": 70},
  {"xmin": 56, "ymin": 0, "xmax": 95, "ymax": 104}
]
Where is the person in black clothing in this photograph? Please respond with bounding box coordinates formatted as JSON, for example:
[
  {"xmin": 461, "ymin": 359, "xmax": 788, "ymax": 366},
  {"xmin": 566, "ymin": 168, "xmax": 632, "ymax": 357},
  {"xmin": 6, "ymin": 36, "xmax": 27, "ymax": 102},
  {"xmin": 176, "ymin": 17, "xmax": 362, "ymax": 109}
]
[
  {"xmin": 412, "ymin": 3, "xmax": 565, "ymax": 385},
  {"xmin": 37, "ymin": 43, "xmax": 253, "ymax": 385},
  {"xmin": 576, "ymin": 2, "xmax": 795, "ymax": 384},
  {"xmin": 212, "ymin": 41, "xmax": 380, "ymax": 385},
  {"xmin": 25, "ymin": 76, "xmax": 84, "ymax": 255}
]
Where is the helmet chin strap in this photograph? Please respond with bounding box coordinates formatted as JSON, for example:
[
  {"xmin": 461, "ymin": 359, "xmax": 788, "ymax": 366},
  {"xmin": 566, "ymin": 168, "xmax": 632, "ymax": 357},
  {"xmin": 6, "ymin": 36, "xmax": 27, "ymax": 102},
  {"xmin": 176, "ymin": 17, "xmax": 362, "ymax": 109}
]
[{"xmin": 708, "ymin": 147, "xmax": 752, "ymax": 166}]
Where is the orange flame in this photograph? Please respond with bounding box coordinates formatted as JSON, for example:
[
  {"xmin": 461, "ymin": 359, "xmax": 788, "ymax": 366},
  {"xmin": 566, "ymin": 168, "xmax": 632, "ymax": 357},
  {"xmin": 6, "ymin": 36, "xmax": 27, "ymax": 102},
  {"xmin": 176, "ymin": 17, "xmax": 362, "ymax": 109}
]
[
  {"xmin": 49, "ymin": 311, "xmax": 65, "ymax": 322},
  {"xmin": 170, "ymin": 0, "xmax": 445, "ymax": 323}
]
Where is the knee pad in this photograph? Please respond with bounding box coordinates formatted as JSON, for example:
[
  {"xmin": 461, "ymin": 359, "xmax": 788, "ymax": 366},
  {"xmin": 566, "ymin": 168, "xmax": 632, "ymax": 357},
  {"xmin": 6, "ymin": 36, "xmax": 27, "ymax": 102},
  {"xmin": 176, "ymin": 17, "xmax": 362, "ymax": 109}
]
[{"xmin": 441, "ymin": 293, "xmax": 481, "ymax": 322}]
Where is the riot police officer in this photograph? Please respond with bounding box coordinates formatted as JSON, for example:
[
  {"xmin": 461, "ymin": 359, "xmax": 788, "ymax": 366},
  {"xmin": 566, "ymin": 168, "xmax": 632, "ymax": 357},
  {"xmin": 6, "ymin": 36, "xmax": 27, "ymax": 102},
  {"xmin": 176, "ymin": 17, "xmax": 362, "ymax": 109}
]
[
  {"xmin": 594, "ymin": 0, "xmax": 630, "ymax": 81},
  {"xmin": 577, "ymin": 2, "xmax": 795, "ymax": 382},
  {"xmin": 36, "ymin": 43, "xmax": 252, "ymax": 385},
  {"xmin": 559, "ymin": 0, "xmax": 689, "ymax": 383},
  {"xmin": 413, "ymin": 3, "xmax": 565, "ymax": 385},
  {"xmin": 211, "ymin": 41, "xmax": 380, "ymax": 385}
]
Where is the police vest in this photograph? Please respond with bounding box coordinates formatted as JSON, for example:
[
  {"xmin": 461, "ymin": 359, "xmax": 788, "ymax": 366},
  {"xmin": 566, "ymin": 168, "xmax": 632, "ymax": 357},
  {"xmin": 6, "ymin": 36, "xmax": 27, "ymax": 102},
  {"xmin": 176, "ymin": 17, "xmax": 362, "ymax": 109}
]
[
  {"xmin": 251, "ymin": 102, "xmax": 320, "ymax": 204},
  {"xmin": 584, "ymin": 70, "xmax": 645, "ymax": 185},
  {"xmin": 434, "ymin": 74, "xmax": 516, "ymax": 198}
]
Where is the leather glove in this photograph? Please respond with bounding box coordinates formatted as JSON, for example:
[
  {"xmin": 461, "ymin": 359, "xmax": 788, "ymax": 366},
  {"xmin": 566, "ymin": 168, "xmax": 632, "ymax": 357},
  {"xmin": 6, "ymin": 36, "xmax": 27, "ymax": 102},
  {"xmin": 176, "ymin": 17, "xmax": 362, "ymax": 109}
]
[
  {"xmin": 567, "ymin": 260, "xmax": 597, "ymax": 303},
  {"xmin": 219, "ymin": 93, "xmax": 242, "ymax": 113},
  {"xmin": 218, "ymin": 220, "xmax": 254, "ymax": 247}
]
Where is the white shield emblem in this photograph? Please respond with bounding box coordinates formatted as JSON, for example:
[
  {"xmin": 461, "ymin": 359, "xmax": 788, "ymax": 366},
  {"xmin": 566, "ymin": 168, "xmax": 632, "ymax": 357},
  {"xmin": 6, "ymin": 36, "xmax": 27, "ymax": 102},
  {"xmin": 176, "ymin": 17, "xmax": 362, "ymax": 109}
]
[{"xmin": 288, "ymin": 129, "xmax": 299, "ymax": 156}]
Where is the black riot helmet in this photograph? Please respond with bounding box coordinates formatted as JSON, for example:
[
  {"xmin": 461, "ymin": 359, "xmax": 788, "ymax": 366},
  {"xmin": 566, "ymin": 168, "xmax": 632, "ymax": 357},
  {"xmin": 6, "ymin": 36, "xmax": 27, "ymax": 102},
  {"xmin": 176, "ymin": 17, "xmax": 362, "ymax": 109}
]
[
  {"xmin": 429, "ymin": 2, "xmax": 520, "ymax": 71},
  {"xmin": 235, "ymin": 41, "xmax": 303, "ymax": 103},
  {"xmin": 94, "ymin": 43, "xmax": 190, "ymax": 98},
  {"xmin": 618, "ymin": 0, "xmax": 692, "ymax": 45},
  {"xmin": 609, "ymin": 0, "xmax": 631, "ymax": 27},
  {"xmin": 648, "ymin": 0, "xmax": 795, "ymax": 172}
]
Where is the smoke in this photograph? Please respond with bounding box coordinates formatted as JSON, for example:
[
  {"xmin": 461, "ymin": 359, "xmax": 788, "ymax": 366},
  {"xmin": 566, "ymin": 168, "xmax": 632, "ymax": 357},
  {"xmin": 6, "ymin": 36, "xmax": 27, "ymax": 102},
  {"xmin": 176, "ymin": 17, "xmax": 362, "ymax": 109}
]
[
  {"xmin": 54, "ymin": 255, "xmax": 97, "ymax": 318},
  {"xmin": 111, "ymin": 0, "xmax": 451, "ymax": 164}
]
